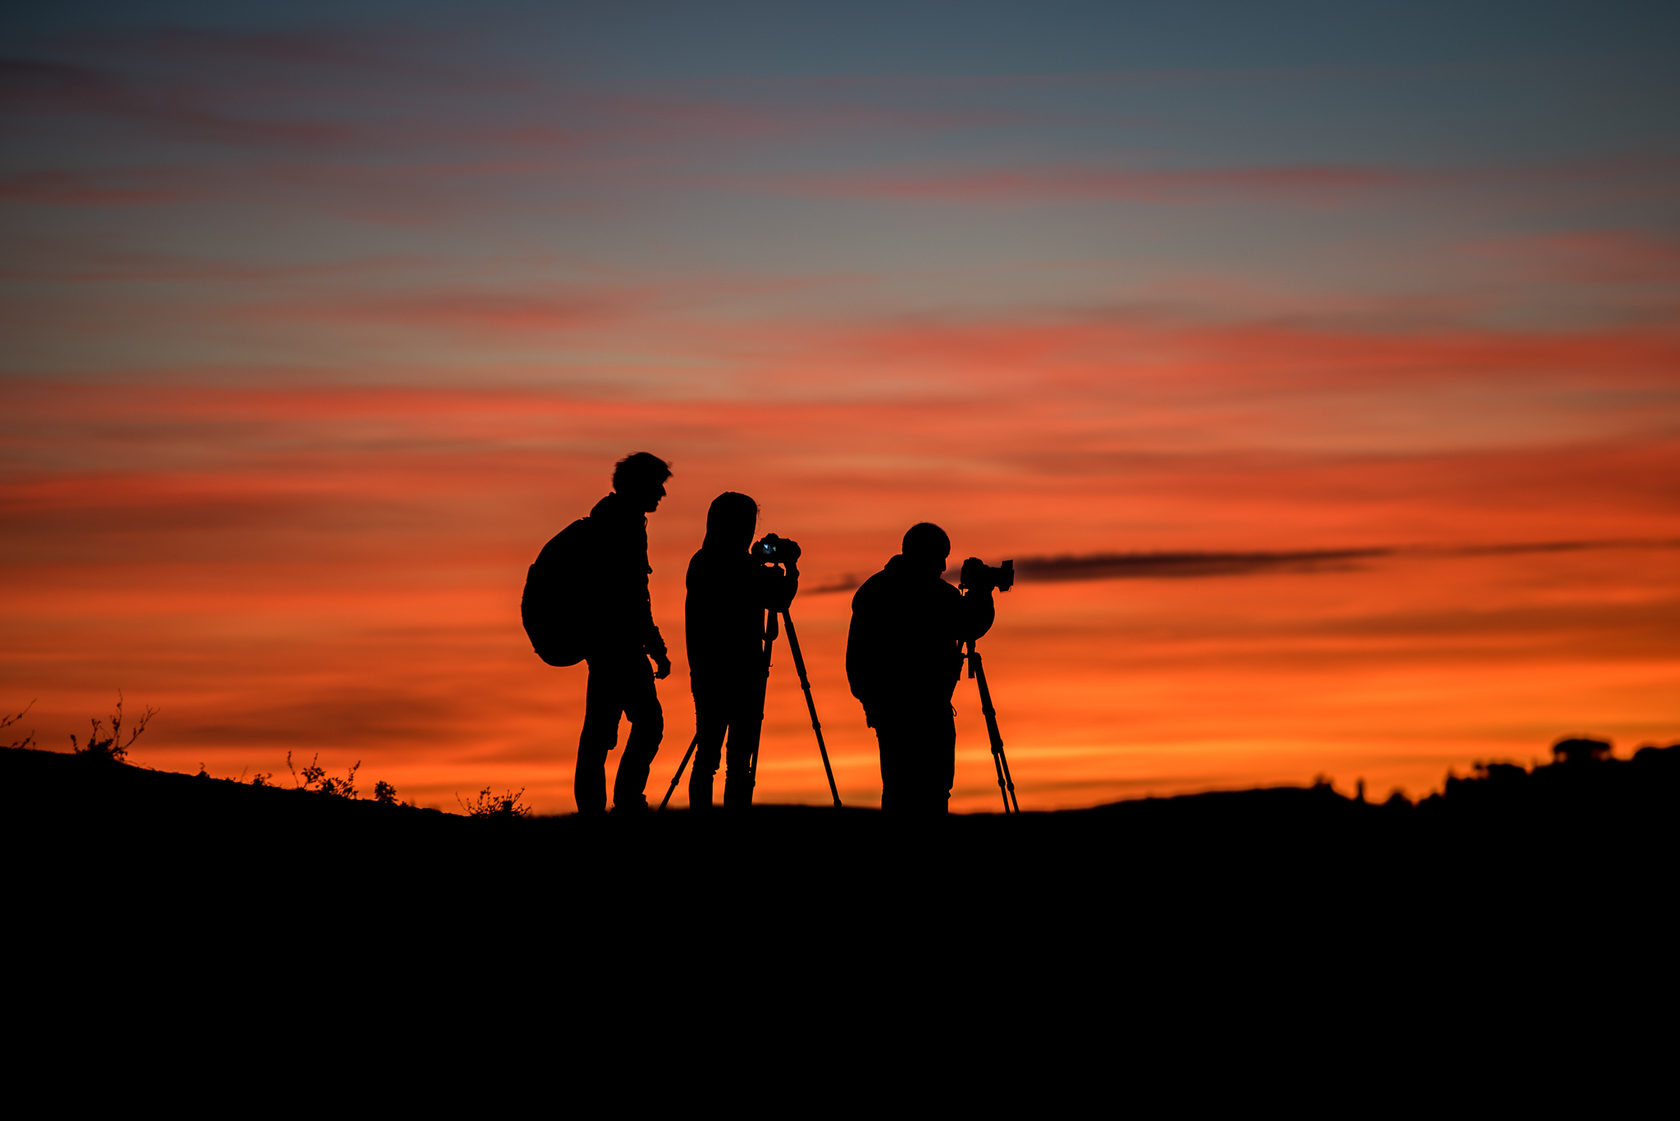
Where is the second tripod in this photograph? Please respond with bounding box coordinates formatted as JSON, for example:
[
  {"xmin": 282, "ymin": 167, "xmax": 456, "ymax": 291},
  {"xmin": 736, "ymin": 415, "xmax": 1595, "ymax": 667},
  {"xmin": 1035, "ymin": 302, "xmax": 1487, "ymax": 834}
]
[{"xmin": 659, "ymin": 607, "xmax": 842, "ymax": 809}]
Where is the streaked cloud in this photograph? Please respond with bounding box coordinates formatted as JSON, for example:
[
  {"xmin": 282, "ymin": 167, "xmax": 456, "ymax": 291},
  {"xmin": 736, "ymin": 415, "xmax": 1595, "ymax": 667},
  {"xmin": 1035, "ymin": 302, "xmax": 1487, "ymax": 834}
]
[
  {"xmin": 1013, "ymin": 547, "xmax": 1390, "ymax": 581},
  {"xmin": 772, "ymin": 163, "xmax": 1420, "ymax": 204},
  {"xmin": 804, "ymin": 539, "xmax": 1680, "ymax": 593},
  {"xmin": 0, "ymin": 167, "xmax": 194, "ymax": 206},
  {"xmin": 238, "ymin": 288, "xmax": 644, "ymax": 335},
  {"xmin": 0, "ymin": 56, "xmax": 361, "ymax": 148}
]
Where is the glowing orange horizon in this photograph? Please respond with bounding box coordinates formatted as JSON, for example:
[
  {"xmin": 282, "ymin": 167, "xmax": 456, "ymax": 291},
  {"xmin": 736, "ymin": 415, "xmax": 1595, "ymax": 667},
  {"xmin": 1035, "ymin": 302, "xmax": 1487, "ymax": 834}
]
[{"xmin": 6, "ymin": 369, "xmax": 1674, "ymax": 814}]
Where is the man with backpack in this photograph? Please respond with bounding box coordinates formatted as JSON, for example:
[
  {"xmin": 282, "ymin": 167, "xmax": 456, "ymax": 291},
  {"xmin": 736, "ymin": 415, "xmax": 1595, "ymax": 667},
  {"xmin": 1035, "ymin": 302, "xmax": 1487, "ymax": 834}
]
[{"xmin": 526, "ymin": 452, "xmax": 673, "ymax": 814}]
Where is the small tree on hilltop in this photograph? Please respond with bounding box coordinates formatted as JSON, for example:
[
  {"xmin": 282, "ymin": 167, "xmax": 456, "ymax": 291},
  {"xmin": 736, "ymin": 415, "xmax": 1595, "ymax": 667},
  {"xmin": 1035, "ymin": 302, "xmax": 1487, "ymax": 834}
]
[{"xmin": 1552, "ymin": 737, "xmax": 1612, "ymax": 766}]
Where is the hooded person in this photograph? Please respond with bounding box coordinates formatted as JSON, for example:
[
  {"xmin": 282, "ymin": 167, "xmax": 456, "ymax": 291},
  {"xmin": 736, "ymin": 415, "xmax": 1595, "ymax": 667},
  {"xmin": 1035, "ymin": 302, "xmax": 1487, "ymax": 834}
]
[{"xmin": 684, "ymin": 492, "xmax": 798, "ymax": 809}]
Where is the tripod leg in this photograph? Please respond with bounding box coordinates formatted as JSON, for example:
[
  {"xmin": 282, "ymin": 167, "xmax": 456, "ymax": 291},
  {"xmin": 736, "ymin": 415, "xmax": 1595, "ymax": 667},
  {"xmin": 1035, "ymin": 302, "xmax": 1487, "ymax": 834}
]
[
  {"xmin": 997, "ymin": 744, "xmax": 1020, "ymax": 813},
  {"xmin": 658, "ymin": 732, "xmax": 701, "ymax": 811},
  {"xmin": 781, "ymin": 610, "xmax": 842, "ymax": 807},
  {"xmin": 969, "ymin": 646, "xmax": 1019, "ymax": 813},
  {"xmin": 745, "ymin": 617, "xmax": 777, "ymax": 799},
  {"xmin": 988, "ymin": 743, "xmax": 1010, "ymax": 813}
]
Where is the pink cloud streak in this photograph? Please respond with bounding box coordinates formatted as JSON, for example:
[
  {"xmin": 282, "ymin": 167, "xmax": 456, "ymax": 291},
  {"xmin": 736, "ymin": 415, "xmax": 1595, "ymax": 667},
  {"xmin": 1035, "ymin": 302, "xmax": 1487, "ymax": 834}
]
[{"xmin": 781, "ymin": 163, "xmax": 1416, "ymax": 203}]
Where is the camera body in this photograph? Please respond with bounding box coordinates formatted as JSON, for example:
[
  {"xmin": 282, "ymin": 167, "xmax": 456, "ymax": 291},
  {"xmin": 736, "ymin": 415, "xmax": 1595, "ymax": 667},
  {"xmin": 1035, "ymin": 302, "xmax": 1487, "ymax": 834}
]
[
  {"xmin": 753, "ymin": 533, "xmax": 801, "ymax": 564},
  {"xmin": 960, "ymin": 557, "xmax": 1014, "ymax": 592}
]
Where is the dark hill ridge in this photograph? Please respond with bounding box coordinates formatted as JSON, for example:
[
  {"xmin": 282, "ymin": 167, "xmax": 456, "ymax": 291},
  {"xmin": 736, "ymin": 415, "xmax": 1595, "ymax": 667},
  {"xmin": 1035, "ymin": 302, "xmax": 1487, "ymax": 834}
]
[
  {"xmin": 10, "ymin": 741, "xmax": 1674, "ymax": 1022},
  {"xmin": 8, "ymin": 740, "xmax": 1675, "ymax": 881}
]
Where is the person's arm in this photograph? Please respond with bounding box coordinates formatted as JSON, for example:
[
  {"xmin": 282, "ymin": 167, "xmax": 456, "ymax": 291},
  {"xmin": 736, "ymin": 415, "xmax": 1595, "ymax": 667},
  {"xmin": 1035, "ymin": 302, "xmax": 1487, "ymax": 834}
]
[
  {"xmin": 960, "ymin": 586, "xmax": 995, "ymax": 644},
  {"xmin": 846, "ymin": 589, "xmax": 878, "ymax": 726},
  {"xmin": 752, "ymin": 537, "xmax": 800, "ymax": 614},
  {"xmin": 639, "ymin": 550, "xmax": 670, "ymax": 678},
  {"xmin": 647, "ymin": 623, "xmax": 671, "ymax": 678},
  {"xmin": 766, "ymin": 558, "xmax": 798, "ymax": 613},
  {"xmin": 953, "ymin": 558, "xmax": 997, "ymax": 643}
]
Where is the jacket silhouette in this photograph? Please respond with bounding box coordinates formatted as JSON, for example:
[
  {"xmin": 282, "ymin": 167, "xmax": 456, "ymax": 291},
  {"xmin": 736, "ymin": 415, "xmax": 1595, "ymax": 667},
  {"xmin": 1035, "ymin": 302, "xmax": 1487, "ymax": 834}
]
[
  {"xmin": 685, "ymin": 492, "xmax": 797, "ymax": 809},
  {"xmin": 847, "ymin": 523, "xmax": 993, "ymax": 813},
  {"xmin": 572, "ymin": 453, "xmax": 672, "ymax": 814}
]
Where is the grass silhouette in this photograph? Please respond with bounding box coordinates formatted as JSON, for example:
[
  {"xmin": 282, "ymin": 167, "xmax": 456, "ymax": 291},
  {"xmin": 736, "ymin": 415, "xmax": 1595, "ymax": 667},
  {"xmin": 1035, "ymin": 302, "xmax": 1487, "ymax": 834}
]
[{"xmin": 457, "ymin": 786, "xmax": 531, "ymax": 819}]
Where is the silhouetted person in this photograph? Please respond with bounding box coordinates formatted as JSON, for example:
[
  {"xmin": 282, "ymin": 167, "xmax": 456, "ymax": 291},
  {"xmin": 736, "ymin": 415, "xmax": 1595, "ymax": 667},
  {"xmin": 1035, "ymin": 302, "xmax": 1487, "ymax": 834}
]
[
  {"xmin": 847, "ymin": 523, "xmax": 994, "ymax": 814},
  {"xmin": 574, "ymin": 452, "xmax": 672, "ymax": 814},
  {"xmin": 685, "ymin": 492, "xmax": 798, "ymax": 809}
]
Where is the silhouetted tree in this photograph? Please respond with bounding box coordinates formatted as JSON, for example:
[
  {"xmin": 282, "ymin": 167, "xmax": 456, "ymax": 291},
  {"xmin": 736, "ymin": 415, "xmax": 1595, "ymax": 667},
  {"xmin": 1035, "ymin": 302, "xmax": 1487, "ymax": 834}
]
[
  {"xmin": 1552, "ymin": 737, "xmax": 1611, "ymax": 766},
  {"xmin": 1474, "ymin": 761, "xmax": 1528, "ymax": 787}
]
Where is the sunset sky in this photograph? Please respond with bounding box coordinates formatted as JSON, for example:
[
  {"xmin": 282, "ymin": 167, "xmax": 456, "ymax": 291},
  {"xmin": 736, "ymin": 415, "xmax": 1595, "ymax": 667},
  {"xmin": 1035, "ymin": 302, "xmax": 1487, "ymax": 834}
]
[{"xmin": 4, "ymin": 1, "xmax": 1677, "ymax": 813}]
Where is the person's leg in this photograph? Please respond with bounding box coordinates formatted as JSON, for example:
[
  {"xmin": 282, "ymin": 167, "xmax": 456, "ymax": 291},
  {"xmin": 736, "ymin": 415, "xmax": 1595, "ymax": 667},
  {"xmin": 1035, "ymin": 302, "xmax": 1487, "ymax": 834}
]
[
  {"xmin": 932, "ymin": 703, "xmax": 956, "ymax": 815},
  {"xmin": 722, "ymin": 676, "xmax": 766, "ymax": 809},
  {"xmin": 575, "ymin": 659, "xmax": 622, "ymax": 815},
  {"xmin": 612, "ymin": 655, "xmax": 663, "ymax": 810},
  {"xmin": 887, "ymin": 703, "xmax": 953, "ymax": 815},
  {"xmin": 875, "ymin": 715, "xmax": 906, "ymax": 813},
  {"xmin": 689, "ymin": 691, "xmax": 726, "ymax": 810}
]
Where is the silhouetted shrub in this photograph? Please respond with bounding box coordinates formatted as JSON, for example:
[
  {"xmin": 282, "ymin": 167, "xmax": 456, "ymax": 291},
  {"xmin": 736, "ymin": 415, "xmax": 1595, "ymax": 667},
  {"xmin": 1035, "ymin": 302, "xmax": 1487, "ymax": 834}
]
[
  {"xmin": 373, "ymin": 780, "xmax": 399, "ymax": 805},
  {"xmin": 287, "ymin": 751, "xmax": 360, "ymax": 798},
  {"xmin": 3, "ymin": 699, "xmax": 36, "ymax": 750},
  {"xmin": 71, "ymin": 692, "xmax": 155, "ymax": 764},
  {"xmin": 459, "ymin": 786, "xmax": 529, "ymax": 819}
]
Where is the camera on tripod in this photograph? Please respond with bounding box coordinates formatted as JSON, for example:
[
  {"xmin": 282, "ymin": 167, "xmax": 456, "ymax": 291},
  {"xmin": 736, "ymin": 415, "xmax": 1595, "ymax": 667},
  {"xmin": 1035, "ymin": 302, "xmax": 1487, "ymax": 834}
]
[
  {"xmin": 960, "ymin": 557, "xmax": 1014, "ymax": 592},
  {"xmin": 662, "ymin": 529, "xmax": 841, "ymax": 810},
  {"xmin": 956, "ymin": 558, "xmax": 1020, "ymax": 812},
  {"xmin": 753, "ymin": 533, "xmax": 801, "ymax": 564}
]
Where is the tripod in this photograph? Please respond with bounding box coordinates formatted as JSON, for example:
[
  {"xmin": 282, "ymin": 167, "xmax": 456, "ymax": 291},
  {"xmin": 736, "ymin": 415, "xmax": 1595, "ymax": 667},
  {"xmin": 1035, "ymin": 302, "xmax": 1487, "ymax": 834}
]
[
  {"xmin": 965, "ymin": 637, "xmax": 1019, "ymax": 813},
  {"xmin": 659, "ymin": 607, "xmax": 842, "ymax": 809}
]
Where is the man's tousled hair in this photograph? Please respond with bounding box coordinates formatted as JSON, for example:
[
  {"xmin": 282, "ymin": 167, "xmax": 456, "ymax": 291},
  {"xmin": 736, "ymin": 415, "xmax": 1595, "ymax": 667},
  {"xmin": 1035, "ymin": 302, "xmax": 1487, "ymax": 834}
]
[{"xmin": 613, "ymin": 452, "xmax": 672, "ymax": 492}]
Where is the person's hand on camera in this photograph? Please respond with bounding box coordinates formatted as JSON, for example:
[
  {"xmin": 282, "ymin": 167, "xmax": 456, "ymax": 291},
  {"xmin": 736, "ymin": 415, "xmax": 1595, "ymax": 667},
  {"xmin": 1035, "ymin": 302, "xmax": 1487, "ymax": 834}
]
[{"xmin": 652, "ymin": 650, "xmax": 672, "ymax": 679}]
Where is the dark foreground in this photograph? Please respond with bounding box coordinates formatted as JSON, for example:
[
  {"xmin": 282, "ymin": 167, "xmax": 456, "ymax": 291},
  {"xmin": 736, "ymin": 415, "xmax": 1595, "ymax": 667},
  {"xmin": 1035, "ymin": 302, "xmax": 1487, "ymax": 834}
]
[
  {"xmin": 6, "ymin": 746, "xmax": 1673, "ymax": 1068},
  {"xmin": 10, "ymin": 743, "xmax": 1675, "ymax": 915},
  {"xmin": 12, "ymin": 742, "xmax": 1673, "ymax": 1090}
]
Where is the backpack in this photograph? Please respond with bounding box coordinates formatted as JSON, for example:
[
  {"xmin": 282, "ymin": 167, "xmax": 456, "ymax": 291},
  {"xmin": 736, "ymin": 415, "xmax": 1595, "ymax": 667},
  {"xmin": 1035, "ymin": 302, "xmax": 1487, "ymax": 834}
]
[{"xmin": 521, "ymin": 517, "xmax": 601, "ymax": 667}]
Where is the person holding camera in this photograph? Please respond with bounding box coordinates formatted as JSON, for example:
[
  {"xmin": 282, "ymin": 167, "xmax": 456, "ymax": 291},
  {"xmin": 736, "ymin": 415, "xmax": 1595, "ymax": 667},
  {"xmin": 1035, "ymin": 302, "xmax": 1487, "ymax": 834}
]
[
  {"xmin": 685, "ymin": 492, "xmax": 799, "ymax": 809},
  {"xmin": 573, "ymin": 452, "xmax": 673, "ymax": 814},
  {"xmin": 846, "ymin": 523, "xmax": 996, "ymax": 814}
]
